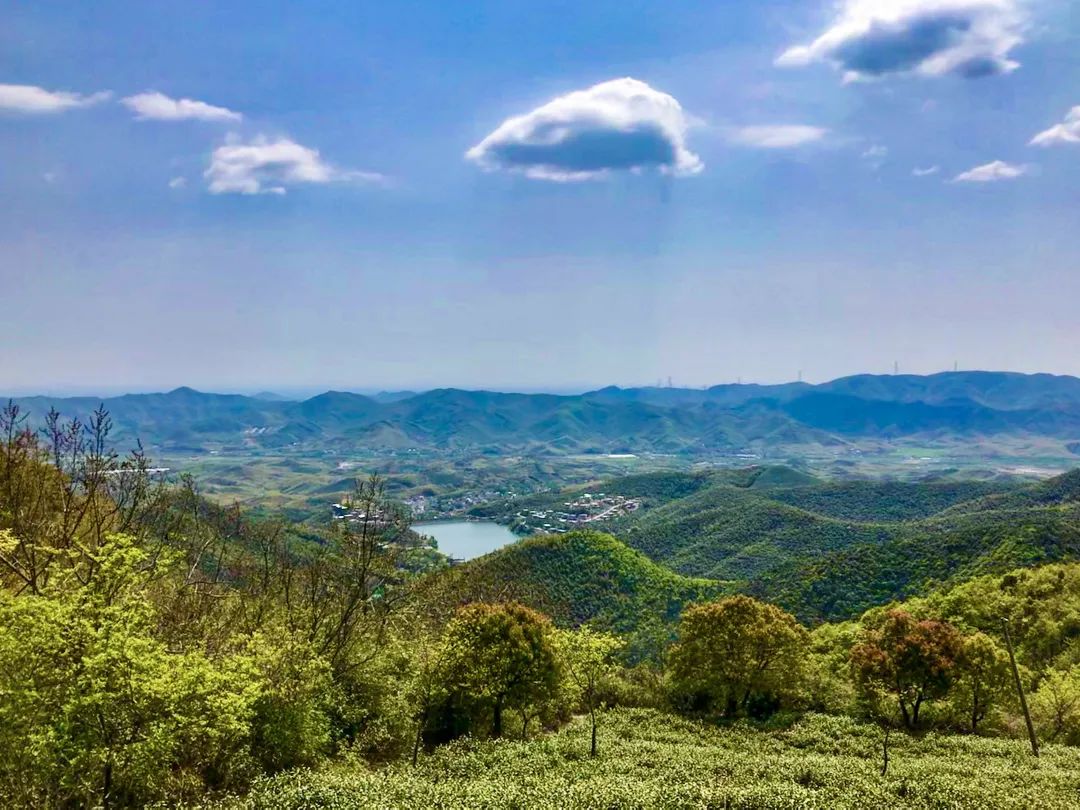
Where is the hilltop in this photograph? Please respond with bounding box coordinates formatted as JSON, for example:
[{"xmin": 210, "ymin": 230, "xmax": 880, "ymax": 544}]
[{"xmin": 439, "ymin": 530, "xmax": 715, "ymax": 657}]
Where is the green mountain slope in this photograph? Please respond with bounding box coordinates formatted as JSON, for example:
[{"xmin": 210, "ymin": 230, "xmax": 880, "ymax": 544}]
[
  {"xmin": 593, "ymin": 468, "xmax": 1080, "ymax": 622},
  {"xmin": 441, "ymin": 530, "xmax": 716, "ymax": 636}
]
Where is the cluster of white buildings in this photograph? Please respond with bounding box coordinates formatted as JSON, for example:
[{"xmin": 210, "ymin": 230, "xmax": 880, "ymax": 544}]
[{"xmin": 515, "ymin": 492, "xmax": 640, "ymax": 534}]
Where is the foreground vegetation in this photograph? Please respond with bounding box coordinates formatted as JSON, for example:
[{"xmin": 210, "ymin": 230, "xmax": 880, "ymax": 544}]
[{"xmin": 237, "ymin": 709, "xmax": 1080, "ymax": 809}]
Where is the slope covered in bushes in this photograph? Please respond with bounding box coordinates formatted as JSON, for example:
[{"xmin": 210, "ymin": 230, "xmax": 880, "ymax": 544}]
[{"xmin": 241, "ymin": 708, "xmax": 1080, "ymax": 810}]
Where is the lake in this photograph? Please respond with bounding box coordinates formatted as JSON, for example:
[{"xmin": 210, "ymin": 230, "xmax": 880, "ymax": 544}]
[{"xmin": 413, "ymin": 520, "xmax": 520, "ymax": 560}]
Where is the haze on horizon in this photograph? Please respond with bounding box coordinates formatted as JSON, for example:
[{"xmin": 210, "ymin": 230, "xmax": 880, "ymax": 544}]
[{"xmin": 3, "ymin": 1, "xmax": 1079, "ymax": 395}]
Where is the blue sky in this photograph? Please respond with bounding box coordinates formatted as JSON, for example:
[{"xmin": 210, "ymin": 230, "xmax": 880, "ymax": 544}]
[{"xmin": 2, "ymin": 0, "xmax": 1079, "ymax": 395}]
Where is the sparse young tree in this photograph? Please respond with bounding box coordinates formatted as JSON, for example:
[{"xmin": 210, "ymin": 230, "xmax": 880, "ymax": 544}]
[
  {"xmin": 0, "ymin": 401, "xmax": 159, "ymax": 593},
  {"xmin": 669, "ymin": 595, "xmax": 808, "ymax": 718},
  {"xmin": 558, "ymin": 626, "xmax": 622, "ymax": 756}
]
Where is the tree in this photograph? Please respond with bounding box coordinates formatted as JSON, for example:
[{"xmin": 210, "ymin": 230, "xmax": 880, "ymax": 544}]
[
  {"xmin": 558, "ymin": 626, "xmax": 622, "ymax": 756},
  {"xmin": 0, "ymin": 402, "xmax": 159, "ymax": 594},
  {"xmin": 438, "ymin": 602, "xmax": 560, "ymax": 738},
  {"xmin": 850, "ymin": 609, "xmax": 962, "ymax": 729},
  {"xmin": 1030, "ymin": 666, "xmax": 1080, "ymax": 744},
  {"xmin": 668, "ymin": 595, "xmax": 807, "ymax": 718},
  {"xmin": 952, "ymin": 631, "xmax": 1012, "ymax": 732}
]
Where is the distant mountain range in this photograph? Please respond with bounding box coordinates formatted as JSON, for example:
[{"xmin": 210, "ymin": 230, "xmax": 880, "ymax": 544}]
[{"xmin": 7, "ymin": 371, "xmax": 1080, "ymax": 456}]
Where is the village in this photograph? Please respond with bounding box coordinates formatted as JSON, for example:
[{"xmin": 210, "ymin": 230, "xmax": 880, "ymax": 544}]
[{"xmin": 510, "ymin": 492, "xmax": 641, "ymax": 535}]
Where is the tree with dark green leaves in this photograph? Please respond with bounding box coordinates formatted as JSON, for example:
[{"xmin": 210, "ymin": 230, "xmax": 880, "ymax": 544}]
[
  {"xmin": 669, "ymin": 595, "xmax": 807, "ymax": 718},
  {"xmin": 438, "ymin": 602, "xmax": 560, "ymax": 738}
]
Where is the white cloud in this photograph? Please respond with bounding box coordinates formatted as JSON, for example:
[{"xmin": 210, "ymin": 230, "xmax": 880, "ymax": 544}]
[
  {"xmin": 0, "ymin": 83, "xmax": 110, "ymax": 113},
  {"xmin": 168, "ymin": 176, "xmax": 187, "ymax": 189},
  {"xmin": 466, "ymin": 77, "xmax": 702, "ymax": 181},
  {"xmin": 1029, "ymin": 106, "xmax": 1080, "ymax": 147},
  {"xmin": 912, "ymin": 164, "xmax": 940, "ymax": 176},
  {"xmin": 777, "ymin": 0, "xmax": 1026, "ymax": 81},
  {"xmin": 861, "ymin": 143, "xmax": 888, "ymax": 169},
  {"xmin": 952, "ymin": 159, "xmax": 1028, "ymax": 182},
  {"xmin": 204, "ymin": 135, "xmax": 383, "ymax": 195},
  {"xmin": 727, "ymin": 124, "xmax": 828, "ymax": 148},
  {"xmin": 122, "ymin": 91, "xmax": 241, "ymax": 123}
]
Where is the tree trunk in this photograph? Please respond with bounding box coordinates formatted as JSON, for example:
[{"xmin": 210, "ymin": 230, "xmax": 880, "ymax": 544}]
[
  {"xmin": 725, "ymin": 695, "xmax": 738, "ymax": 718},
  {"xmin": 898, "ymin": 699, "xmax": 911, "ymax": 729},
  {"xmin": 102, "ymin": 759, "xmax": 113, "ymax": 810},
  {"xmin": 412, "ymin": 710, "xmax": 426, "ymax": 766},
  {"xmin": 589, "ymin": 701, "xmax": 598, "ymax": 757},
  {"xmin": 880, "ymin": 727, "xmax": 890, "ymax": 776},
  {"xmin": 912, "ymin": 695, "xmax": 922, "ymax": 728},
  {"xmin": 492, "ymin": 697, "xmax": 503, "ymax": 738}
]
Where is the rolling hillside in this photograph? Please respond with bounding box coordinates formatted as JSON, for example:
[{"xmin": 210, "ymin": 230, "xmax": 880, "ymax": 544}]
[
  {"xmin": 439, "ymin": 530, "xmax": 716, "ymax": 648},
  {"xmin": 468, "ymin": 467, "xmax": 1080, "ymax": 624}
]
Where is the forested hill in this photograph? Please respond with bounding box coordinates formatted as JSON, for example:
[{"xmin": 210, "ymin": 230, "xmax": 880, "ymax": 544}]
[
  {"xmin": 8, "ymin": 370, "xmax": 1080, "ymax": 455},
  {"xmin": 470, "ymin": 467, "xmax": 1080, "ymax": 623}
]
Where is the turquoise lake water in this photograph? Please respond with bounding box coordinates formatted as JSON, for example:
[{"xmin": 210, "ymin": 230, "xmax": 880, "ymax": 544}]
[{"xmin": 413, "ymin": 520, "xmax": 520, "ymax": 560}]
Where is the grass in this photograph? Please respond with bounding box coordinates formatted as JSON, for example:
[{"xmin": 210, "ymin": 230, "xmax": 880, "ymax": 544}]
[{"xmin": 232, "ymin": 709, "xmax": 1080, "ymax": 809}]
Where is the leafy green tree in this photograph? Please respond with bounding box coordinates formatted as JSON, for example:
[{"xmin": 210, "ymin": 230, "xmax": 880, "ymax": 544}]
[
  {"xmin": 0, "ymin": 533, "xmax": 261, "ymax": 806},
  {"xmin": 804, "ymin": 621, "xmax": 860, "ymax": 714},
  {"xmin": 1030, "ymin": 665, "xmax": 1080, "ymax": 744},
  {"xmin": 669, "ymin": 595, "xmax": 808, "ymax": 718},
  {"xmin": 951, "ymin": 631, "xmax": 1013, "ymax": 732},
  {"xmin": 851, "ymin": 609, "xmax": 962, "ymax": 729},
  {"xmin": 558, "ymin": 626, "xmax": 623, "ymax": 755},
  {"xmin": 438, "ymin": 602, "xmax": 560, "ymax": 738}
]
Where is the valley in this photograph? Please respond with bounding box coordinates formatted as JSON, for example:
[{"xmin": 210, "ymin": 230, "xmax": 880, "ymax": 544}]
[{"xmin": 11, "ymin": 370, "xmax": 1080, "ymax": 527}]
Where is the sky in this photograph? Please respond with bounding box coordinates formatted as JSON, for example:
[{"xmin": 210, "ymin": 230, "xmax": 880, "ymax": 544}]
[{"xmin": 2, "ymin": 0, "xmax": 1079, "ymax": 395}]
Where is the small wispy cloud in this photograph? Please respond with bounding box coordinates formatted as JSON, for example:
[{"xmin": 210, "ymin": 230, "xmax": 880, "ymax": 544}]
[
  {"xmin": 1029, "ymin": 106, "xmax": 1080, "ymax": 147},
  {"xmin": 776, "ymin": 0, "xmax": 1027, "ymax": 82},
  {"xmin": 466, "ymin": 77, "xmax": 701, "ymax": 181},
  {"xmin": 912, "ymin": 165, "xmax": 940, "ymax": 177},
  {"xmin": 205, "ymin": 135, "xmax": 384, "ymax": 195},
  {"xmin": 123, "ymin": 91, "xmax": 241, "ymax": 123},
  {"xmin": 168, "ymin": 176, "xmax": 187, "ymax": 189},
  {"xmin": 726, "ymin": 124, "xmax": 828, "ymax": 149},
  {"xmin": 861, "ymin": 144, "xmax": 888, "ymax": 169},
  {"xmin": 952, "ymin": 159, "xmax": 1028, "ymax": 183},
  {"xmin": 0, "ymin": 83, "xmax": 111, "ymax": 114}
]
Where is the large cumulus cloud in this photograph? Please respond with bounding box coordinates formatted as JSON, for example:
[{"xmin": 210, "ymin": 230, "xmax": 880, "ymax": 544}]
[
  {"xmin": 466, "ymin": 78, "xmax": 702, "ymax": 181},
  {"xmin": 777, "ymin": 0, "xmax": 1026, "ymax": 81}
]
